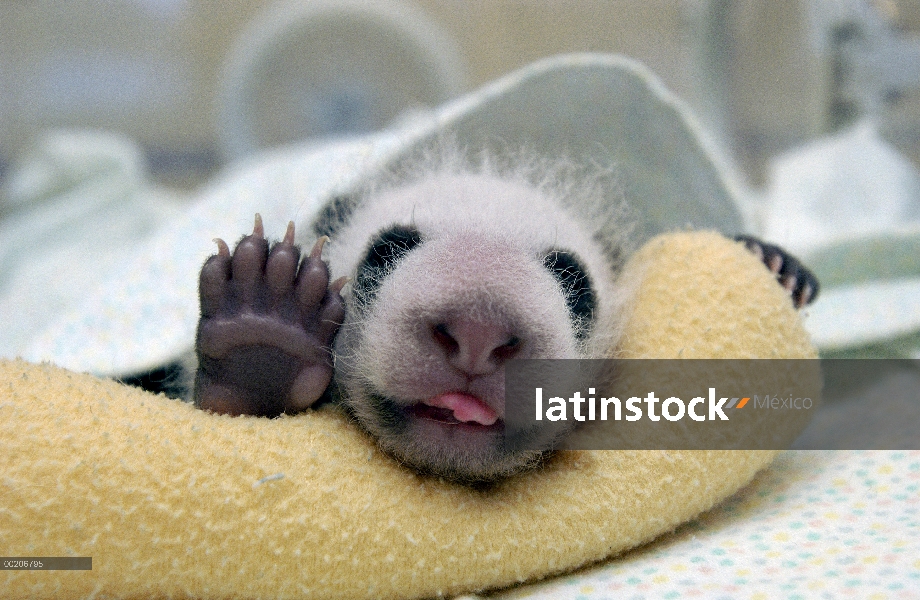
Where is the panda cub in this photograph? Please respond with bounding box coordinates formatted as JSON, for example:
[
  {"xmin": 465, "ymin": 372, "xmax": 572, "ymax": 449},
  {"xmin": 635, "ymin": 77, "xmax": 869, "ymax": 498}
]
[{"xmin": 192, "ymin": 154, "xmax": 818, "ymax": 483}]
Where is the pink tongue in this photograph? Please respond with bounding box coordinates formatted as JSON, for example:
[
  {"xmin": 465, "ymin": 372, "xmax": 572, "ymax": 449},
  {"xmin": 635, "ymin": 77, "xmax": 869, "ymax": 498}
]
[{"xmin": 422, "ymin": 393, "xmax": 498, "ymax": 426}]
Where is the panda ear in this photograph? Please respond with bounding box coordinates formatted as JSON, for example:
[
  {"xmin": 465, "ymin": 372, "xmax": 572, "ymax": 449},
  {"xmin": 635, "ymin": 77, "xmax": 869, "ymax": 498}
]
[
  {"xmin": 312, "ymin": 195, "xmax": 359, "ymax": 238},
  {"xmin": 354, "ymin": 225, "xmax": 423, "ymax": 302},
  {"xmin": 542, "ymin": 249, "xmax": 596, "ymax": 338}
]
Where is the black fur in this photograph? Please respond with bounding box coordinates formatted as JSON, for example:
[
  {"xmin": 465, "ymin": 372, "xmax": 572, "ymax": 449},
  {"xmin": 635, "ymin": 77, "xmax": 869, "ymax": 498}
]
[
  {"xmin": 353, "ymin": 225, "xmax": 423, "ymax": 304},
  {"xmin": 119, "ymin": 362, "xmax": 186, "ymax": 399},
  {"xmin": 543, "ymin": 249, "xmax": 596, "ymax": 339}
]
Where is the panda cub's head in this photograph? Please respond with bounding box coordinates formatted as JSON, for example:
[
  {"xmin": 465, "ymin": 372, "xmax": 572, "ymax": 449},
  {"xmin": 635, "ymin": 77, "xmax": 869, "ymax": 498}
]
[{"xmin": 318, "ymin": 164, "xmax": 624, "ymax": 482}]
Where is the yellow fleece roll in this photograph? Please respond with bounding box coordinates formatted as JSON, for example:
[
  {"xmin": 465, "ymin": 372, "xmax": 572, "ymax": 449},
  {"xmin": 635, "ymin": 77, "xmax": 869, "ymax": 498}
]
[{"xmin": 0, "ymin": 231, "xmax": 817, "ymax": 599}]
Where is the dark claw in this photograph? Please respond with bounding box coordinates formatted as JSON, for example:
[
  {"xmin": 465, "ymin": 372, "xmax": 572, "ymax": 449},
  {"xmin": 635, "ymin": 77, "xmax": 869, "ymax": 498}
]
[{"xmin": 735, "ymin": 235, "xmax": 820, "ymax": 308}]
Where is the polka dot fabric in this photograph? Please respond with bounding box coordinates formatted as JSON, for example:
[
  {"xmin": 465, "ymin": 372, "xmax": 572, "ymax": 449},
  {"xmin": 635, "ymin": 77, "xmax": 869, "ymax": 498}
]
[{"xmin": 494, "ymin": 451, "xmax": 920, "ymax": 599}]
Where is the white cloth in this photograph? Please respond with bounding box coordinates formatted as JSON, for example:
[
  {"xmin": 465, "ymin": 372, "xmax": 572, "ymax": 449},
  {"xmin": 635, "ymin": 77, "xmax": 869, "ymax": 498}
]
[
  {"xmin": 2, "ymin": 54, "xmax": 742, "ymax": 376},
  {"xmin": 491, "ymin": 449, "xmax": 920, "ymax": 599},
  {"xmin": 761, "ymin": 121, "xmax": 920, "ymax": 355},
  {"xmin": 0, "ymin": 130, "xmax": 181, "ymax": 363}
]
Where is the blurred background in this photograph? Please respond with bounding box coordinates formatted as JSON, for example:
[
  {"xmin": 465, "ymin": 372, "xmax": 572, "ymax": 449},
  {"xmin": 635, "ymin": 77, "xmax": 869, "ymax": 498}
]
[
  {"xmin": 3, "ymin": 0, "xmax": 920, "ymax": 364},
  {"xmin": 2, "ymin": 0, "xmax": 919, "ymax": 189}
]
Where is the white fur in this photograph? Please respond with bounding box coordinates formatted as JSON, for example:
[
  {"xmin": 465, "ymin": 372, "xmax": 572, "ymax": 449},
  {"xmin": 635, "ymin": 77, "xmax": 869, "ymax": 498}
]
[{"xmin": 304, "ymin": 152, "xmax": 629, "ymax": 480}]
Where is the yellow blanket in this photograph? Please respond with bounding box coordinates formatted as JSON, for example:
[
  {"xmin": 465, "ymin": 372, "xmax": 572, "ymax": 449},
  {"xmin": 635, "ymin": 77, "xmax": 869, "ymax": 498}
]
[{"xmin": 0, "ymin": 231, "xmax": 816, "ymax": 599}]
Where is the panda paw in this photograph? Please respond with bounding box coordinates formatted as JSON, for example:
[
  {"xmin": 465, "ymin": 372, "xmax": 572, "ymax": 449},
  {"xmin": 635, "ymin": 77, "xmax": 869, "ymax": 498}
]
[
  {"xmin": 735, "ymin": 235, "xmax": 820, "ymax": 308},
  {"xmin": 194, "ymin": 215, "xmax": 346, "ymax": 416}
]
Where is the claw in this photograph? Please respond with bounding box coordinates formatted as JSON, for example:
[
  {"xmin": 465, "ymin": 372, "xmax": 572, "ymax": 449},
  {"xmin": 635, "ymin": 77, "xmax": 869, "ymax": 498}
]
[
  {"xmin": 310, "ymin": 236, "xmax": 330, "ymax": 259},
  {"xmin": 213, "ymin": 238, "xmax": 230, "ymax": 257},
  {"xmin": 767, "ymin": 254, "xmax": 783, "ymax": 274},
  {"xmin": 330, "ymin": 275, "xmax": 351, "ymax": 295},
  {"xmin": 796, "ymin": 284, "xmax": 811, "ymax": 308},
  {"xmin": 283, "ymin": 220, "xmax": 296, "ymax": 245},
  {"xmin": 253, "ymin": 213, "xmax": 264, "ymax": 238}
]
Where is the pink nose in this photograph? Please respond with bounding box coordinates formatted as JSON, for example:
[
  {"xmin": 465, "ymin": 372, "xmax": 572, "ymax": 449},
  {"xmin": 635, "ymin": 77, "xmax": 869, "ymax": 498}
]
[{"xmin": 431, "ymin": 319, "xmax": 522, "ymax": 376}]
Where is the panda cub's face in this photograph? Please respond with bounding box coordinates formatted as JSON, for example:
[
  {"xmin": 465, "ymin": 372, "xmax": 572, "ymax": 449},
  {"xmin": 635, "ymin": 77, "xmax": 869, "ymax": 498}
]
[{"xmin": 323, "ymin": 172, "xmax": 617, "ymax": 482}]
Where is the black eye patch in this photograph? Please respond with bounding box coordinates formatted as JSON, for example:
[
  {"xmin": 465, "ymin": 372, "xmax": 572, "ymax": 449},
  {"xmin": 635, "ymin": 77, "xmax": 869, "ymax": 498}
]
[
  {"xmin": 543, "ymin": 249, "xmax": 596, "ymax": 339},
  {"xmin": 354, "ymin": 225, "xmax": 422, "ymax": 304}
]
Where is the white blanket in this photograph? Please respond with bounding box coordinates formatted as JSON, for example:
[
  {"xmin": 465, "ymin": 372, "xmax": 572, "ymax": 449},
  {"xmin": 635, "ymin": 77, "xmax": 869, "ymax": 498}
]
[
  {"xmin": 1, "ymin": 54, "xmax": 743, "ymax": 375},
  {"xmin": 491, "ymin": 449, "xmax": 920, "ymax": 599}
]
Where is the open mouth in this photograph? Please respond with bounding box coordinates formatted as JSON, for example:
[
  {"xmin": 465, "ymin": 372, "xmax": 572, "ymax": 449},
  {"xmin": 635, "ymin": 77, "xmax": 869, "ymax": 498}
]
[{"xmin": 407, "ymin": 392, "xmax": 502, "ymax": 430}]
